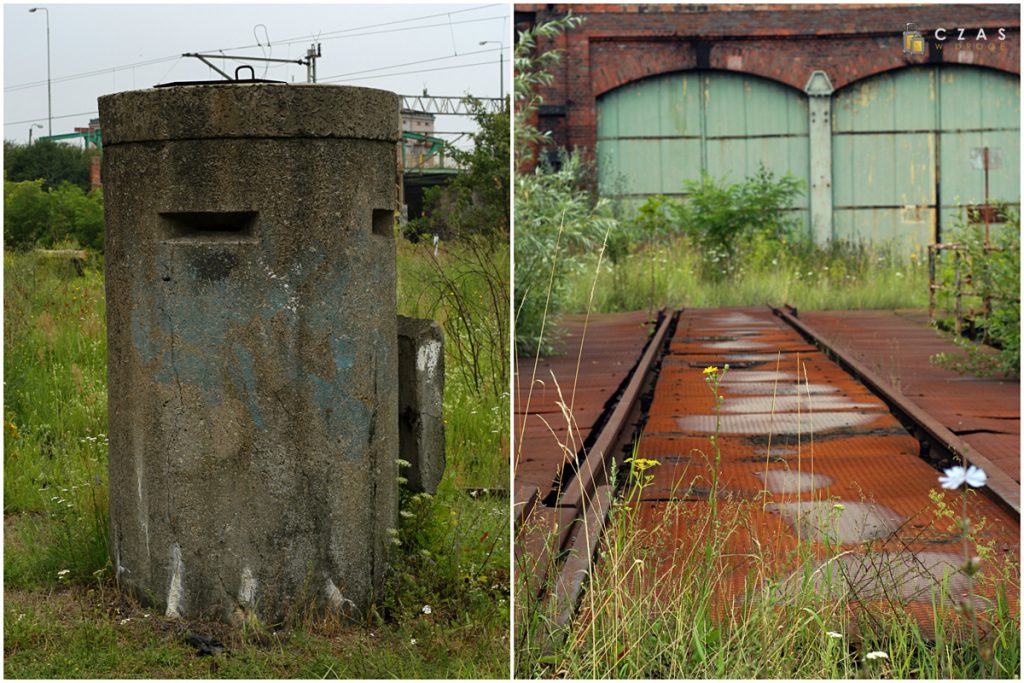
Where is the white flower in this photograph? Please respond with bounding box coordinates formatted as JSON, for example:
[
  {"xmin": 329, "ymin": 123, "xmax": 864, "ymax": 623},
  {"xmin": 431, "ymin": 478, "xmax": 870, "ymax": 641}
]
[
  {"xmin": 939, "ymin": 465, "xmax": 987, "ymax": 490},
  {"xmin": 865, "ymin": 651, "xmax": 889, "ymax": 660},
  {"xmin": 826, "ymin": 631, "xmax": 843, "ymax": 639},
  {"xmin": 410, "ymin": 638, "xmax": 417, "ymax": 645},
  {"xmin": 57, "ymin": 569, "xmax": 70, "ymax": 578},
  {"xmin": 421, "ymin": 604, "xmax": 432, "ymax": 615},
  {"xmin": 120, "ymin": 618, "xmax": 131, "ymax": 625}
]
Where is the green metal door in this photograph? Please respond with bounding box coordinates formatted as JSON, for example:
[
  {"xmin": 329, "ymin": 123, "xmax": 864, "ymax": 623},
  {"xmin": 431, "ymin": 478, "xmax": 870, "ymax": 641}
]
[
  {"xmin": 597, "ymin": 70, "xmax": 810, "ymax": 229},
  {"xmin": 832, "ymin": 65, "xmax": 1020, "ymax": 249}
]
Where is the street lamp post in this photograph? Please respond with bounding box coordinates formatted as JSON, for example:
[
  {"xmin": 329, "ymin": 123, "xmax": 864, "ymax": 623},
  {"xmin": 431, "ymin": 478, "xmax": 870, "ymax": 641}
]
[
  {"xmin": 478, "ymin": 40, "xmax": 504, "ymax": 103},
  {"xmin": 29, "ymin": 7, "xmax": 51, "ymax": 137},
  {"xmin": 29, "ymin": 123, "xmax": 43, "ymax": 145}
]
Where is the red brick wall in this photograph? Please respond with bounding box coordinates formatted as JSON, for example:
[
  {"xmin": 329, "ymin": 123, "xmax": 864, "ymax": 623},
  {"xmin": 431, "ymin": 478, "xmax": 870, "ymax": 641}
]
[
  {"xmin": 517, "ymin": 4, "xmax": 1020, "ymax": 157},
  {"xmin": 89, "ymin": 155, "xmax": 102, "ymax": 192}
]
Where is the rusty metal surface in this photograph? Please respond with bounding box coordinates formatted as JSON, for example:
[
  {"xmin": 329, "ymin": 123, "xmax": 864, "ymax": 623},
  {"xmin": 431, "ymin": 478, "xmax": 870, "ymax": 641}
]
[
  {"xmin": 514, "ymin": 311, "xmax": 654, "ymax": 500},
  {"xmin": 514, "ymin": 309, "xmax": 657, "ymax": 610},
  {"xmin": 611, "ymin": 307, "xmax": 1019, "ymax": 628},
  {"xmin": 800, "ymin": 309, "xmax": 1019, "ymax": 475},
  {"xmin": 559, "ymin": 313, "xmax": 673, "ymax": 510}
]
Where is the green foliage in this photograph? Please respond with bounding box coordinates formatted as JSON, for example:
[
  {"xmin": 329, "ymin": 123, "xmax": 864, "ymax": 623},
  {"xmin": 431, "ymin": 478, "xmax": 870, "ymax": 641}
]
[
  {"xmin": 672, "ymin": 165, "xmax": 806, "ymax": 279},
  {"xmin": 3, "ymin": 253, "xmax": 108, "ymax": 587},
  {"xmin": 4, "ymin": 139, "xmax": 97, "ymax": 191},
  {"xmin": 561, "ymin": 235, "xmax": 927, "ymax": 313},
  {"xmin": 4, "ymin": 178, "xmax": 104, "ymax": 252},
  {"xmin": 931, "ymin": 207, "xmax": 1020, "ymax": 377},
  {"xmin": 408, "ymin": 104, "xmax": 510, "ymax": 242},
  {"xmin": 397, "ymin": 237, "xmax": 509, "ymax": 421},
  {"xmin": 514, "ymin": 13, "xmax": 621, "ymax": 356},
  {"xmin": 399, "ymin": 104, "xmax": 510, "ymax": 405},
  {"xmin": 3, "ymin": 179, "xmax": 49, "ymax": 249},
  {"xmin": 514, "ymin": 13, "xmax": 583, "ymax": 168},
  {"xmin": 514, "ymin": 152, "xmax": 617, "ymax": 355}
]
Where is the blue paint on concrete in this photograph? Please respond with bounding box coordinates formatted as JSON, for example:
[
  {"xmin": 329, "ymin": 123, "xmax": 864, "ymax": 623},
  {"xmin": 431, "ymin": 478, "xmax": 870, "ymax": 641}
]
[
  {"xmin": 230, "ymin": 342, "xmax": 265, "ymax": 429},
  {"xmin": 131, "ymin": 306, "xmax": 161, "ymax": 365},
  {"xmin": 331, "ymin": 335, "xmax": 355, "ymax": 371},
  {"xmin": 131, "ymin": 244, "xmax": 373, "ymax": 453}
]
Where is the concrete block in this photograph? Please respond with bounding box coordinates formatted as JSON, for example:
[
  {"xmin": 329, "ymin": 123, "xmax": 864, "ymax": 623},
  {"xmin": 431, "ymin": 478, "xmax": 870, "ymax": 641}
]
[
  {"xmin": 397, "ymin": 315, "xmax": 445, "ymax": 494},
  {"xmin": 101, "ymin": 83, "xmax": 401, "ymax": 623}
]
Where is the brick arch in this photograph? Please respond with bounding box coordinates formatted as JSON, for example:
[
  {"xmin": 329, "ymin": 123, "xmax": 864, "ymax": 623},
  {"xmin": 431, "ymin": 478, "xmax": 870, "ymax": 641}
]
[
  {"xmin": 589, "ymin": 39, "xmax": 814, "ymax": 98},
  {"xmin": 832, "ymin": 58, "xmax": 1020, "ymax": 95},
  {"xmin": 590, "ymin": 33, "xmax": 1020, "ymax": 100}
]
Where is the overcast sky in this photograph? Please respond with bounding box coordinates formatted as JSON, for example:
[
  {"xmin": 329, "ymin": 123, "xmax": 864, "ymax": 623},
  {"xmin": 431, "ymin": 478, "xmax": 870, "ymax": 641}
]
[{"xmin": 3, "ymin": 2, "xmax": 510, "ymax": 146}]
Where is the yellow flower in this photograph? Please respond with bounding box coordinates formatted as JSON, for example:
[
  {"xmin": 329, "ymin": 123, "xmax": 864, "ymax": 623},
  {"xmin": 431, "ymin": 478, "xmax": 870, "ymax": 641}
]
[
  {"xmin": 703, "ymin": 366, "xmax": 718, "ymax": 376},
  {"xmin": 625, "ymin": 457, "xmax": 660, "ymax": 473}
]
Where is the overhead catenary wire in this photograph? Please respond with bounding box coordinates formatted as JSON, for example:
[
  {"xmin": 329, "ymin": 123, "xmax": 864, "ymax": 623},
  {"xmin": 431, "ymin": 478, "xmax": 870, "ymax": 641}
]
[
  {"xmin": 325, "ymin": 59, "xmax": 500, "ymax": 85},
  {"xmin": 5, "ymin": 8, "xmax": 505, "ymax": 93},
  {"xmin": 3, "ymin": 54, "xmax": 501, "ymax": 128},
  {"xmin": 319, "ymin": 45, "xmax": 501, "ymax": 82},
  {"xmin": 207, "ymin": 4, "xmax": 500, "ymax": 53},
  {"xmin": 4, "ymin": 110, "xmax": 99, "ymax": 128}
]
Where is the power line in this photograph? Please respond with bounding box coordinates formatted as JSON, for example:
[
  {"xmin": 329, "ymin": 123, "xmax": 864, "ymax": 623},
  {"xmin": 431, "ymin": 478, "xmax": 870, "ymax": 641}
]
[
  {"xmin": 328, "ymin": 59, "xmax": 499, "ymax": 84},
  {"xmin": 5, "ymin": 56, "xmax": 179, "ymax": 93},
  {"xmin": 206, "ymin": 4, "xmax": 501, "ymax": 53},
  {"xmin": 4, "ymin": 110, "xmax": 98, "ymax": 128},
  {"xmin": 4, "ymin": 6, "xmax": 506, "ymax": 94},
  {"xmin": 319, "ymin": 46, "xmax": 501, "ymax": 82}
]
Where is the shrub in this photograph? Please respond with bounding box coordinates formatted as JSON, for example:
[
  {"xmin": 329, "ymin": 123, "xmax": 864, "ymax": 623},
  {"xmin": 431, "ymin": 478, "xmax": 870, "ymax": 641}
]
[
  {"xmin": 4, "ymin": 139, "xmax": 97, "ymax": 192},
  {"xmin": 932, "ymin": 206, "xmax": 1020, "ymax": 376},
  {"xmin": 514, "ymin": 152, "xmax": 615, "ymax": 355},
  {"xmin": 670, "ymin": 165, "xmax": 806, "ymax": 280},
  {"xmin": 4, "ymin": 179, "xmax": 104, "ymax": 253}
]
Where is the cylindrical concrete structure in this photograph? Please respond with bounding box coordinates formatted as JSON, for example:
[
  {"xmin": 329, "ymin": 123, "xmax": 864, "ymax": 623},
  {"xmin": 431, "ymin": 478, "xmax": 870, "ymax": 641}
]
[{"xmin": 100, "ymin": 84, "xmax": 400, "ymax": 623}]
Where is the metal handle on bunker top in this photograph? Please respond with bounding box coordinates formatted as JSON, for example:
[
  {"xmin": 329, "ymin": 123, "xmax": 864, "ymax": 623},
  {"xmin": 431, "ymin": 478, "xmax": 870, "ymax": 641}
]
[{"xmin": 235, "ymin": 65, "xmax": 256, "ymax": 82}]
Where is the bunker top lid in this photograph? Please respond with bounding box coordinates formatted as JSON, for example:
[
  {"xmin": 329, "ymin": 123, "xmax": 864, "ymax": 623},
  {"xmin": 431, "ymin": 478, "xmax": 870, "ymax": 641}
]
[
  {"xmin": 155, "ymin": 65, "xmax": 286, "ymax": 88},
  {"xmin": 99, "ymin": 75, "xmax": 401, "ymax": 146}
]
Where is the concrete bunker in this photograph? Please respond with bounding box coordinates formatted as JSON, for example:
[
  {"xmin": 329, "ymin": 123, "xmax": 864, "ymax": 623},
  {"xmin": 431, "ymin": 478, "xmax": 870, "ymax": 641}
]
[{"xmin": 101, "ymin": 82, "xmax": 444, "ymax": 624}]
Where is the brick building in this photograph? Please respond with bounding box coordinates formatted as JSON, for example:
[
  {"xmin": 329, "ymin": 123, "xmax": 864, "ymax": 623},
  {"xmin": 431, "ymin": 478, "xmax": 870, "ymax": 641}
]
[{"xmin": 516, "ymin": 4, "xmax": 1021, "ymax": 247}]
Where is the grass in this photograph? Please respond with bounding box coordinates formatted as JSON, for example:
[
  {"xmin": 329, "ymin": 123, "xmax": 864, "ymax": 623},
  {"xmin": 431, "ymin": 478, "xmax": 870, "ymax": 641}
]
[
  {"xmin": 3, "ymin": 246, "xmax": 509, "ymax": 678},
  {"xmin": 563, "ymin": 236, "xmax": 928, "ymax": 313},
  {"xmin": 517, "ymin": 484, "xmax": 1020, "ymax": 678}
]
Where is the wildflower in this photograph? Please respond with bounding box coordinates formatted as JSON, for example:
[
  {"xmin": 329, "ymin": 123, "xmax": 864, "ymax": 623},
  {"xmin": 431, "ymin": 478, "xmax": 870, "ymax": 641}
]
[
  {"xmin": 120, "ymin": 618, "xmax": 131, "ymax": 625},
  {"xmin": 963, "ymin": 556, "xmax": 982, "ymax": 577},
  {"xmin": 938, "ymin": 465, "xmax": 987, "ymax": 490},
  {"xmin": 410, "ymin": 638, "xmax": 417, "ymax": 645},
  {"xmin": 703, "ymin": 366, "xmax": 718, "ymax": 376},
  {"xmin": 832, "ymin": 503, "xmax": 845, "ymax": 511},
  {"xmin": 57, "ymin": 569, "xmax": 70, "ymax": 578},
  {"xmin": 865, "ymin": 651, "xmax": 889, "ymax": 660},
  {"xmin": 626, "ymin": 457, "xmax": 659, "ymax": 472},
  {"xmin": 421, "ymin": 604, "xmax": 432, "ymax": 615},
  {"xmin": 826, "ymin": 631, "xmax": 843, "ymax": 639}
]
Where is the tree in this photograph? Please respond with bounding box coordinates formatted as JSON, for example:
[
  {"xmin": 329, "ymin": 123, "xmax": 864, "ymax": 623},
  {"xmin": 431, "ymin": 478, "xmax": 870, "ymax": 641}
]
[
  {"xmin": 4, "ymin": 179, "xmax": 104, "ymax": 252},
  {"xmin": 4, "ymin": 139, "xmax": 97, "ymax": 192},
  {"xmin": 408, "ymin": 104, "xmax": 510, "ymax": 242}
]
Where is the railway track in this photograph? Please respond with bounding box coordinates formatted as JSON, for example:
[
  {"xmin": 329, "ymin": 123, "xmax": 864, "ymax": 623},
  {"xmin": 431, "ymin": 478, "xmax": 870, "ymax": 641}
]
[{"xmin": 515, "ymin": 305, "xmax": 1020, "ymax": 635}]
